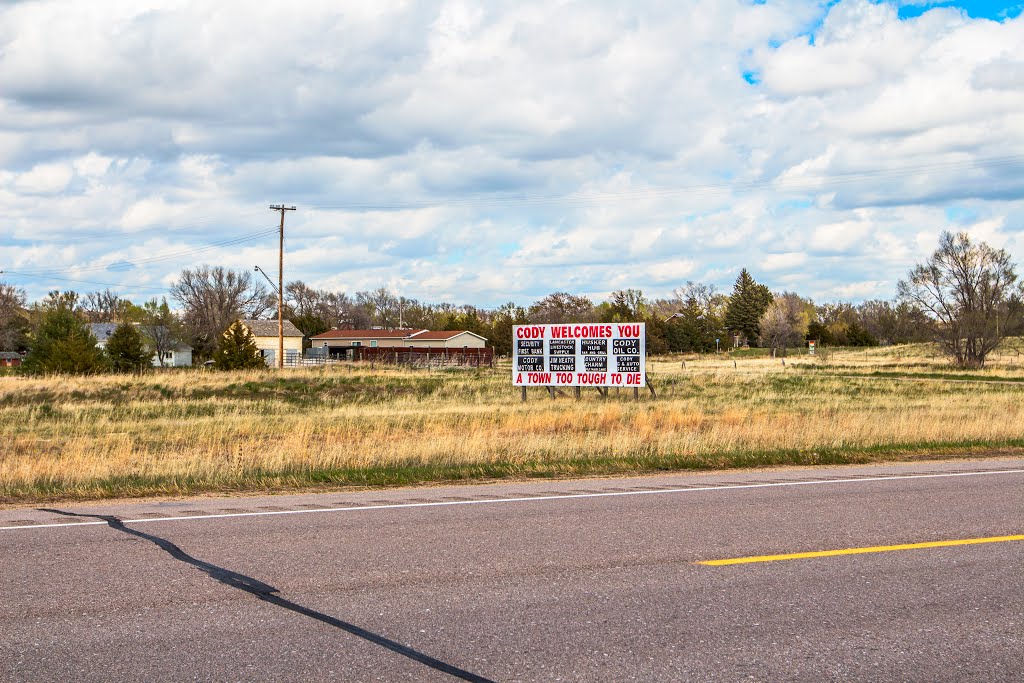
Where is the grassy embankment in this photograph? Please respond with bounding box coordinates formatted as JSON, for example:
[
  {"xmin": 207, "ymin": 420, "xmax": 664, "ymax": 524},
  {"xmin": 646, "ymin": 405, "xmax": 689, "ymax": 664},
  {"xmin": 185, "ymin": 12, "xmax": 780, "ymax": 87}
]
[{"xmin": 2, "ymin": 344, "xmax": 1024, "ymax": 503}]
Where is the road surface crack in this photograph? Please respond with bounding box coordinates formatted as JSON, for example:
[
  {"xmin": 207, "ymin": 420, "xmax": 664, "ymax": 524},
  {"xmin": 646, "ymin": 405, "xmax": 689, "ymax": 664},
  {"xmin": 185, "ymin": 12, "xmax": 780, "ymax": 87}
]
[{"xmin": 40, "ymin": 508, "xmax": 495, "ymax": 683}]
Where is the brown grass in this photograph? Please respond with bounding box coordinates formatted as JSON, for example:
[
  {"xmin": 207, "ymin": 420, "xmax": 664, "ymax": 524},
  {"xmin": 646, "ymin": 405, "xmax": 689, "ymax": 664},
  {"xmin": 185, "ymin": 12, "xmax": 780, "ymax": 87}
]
[{"xmin": 2, "ymin": 346, "xmax": 1023, "ymax": 502}]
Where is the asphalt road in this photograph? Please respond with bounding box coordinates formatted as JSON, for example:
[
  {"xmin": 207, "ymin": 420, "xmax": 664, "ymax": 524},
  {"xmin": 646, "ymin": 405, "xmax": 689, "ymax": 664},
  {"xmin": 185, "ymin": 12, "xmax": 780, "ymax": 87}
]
[{"xmin": 2, "ymin": 458, "xmax": 1022, "ymax": 682}]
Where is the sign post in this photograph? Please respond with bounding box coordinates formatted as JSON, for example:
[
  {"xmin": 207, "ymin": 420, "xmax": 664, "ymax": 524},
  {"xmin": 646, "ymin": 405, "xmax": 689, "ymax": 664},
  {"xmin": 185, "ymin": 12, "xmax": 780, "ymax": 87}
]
[
  {"xmin": 808, "ymin": 340, "xmax": 816, "ymax": 356},
  {"xmin": 513, "ymin": 323, "xmax": 646, "ymax": 396}
]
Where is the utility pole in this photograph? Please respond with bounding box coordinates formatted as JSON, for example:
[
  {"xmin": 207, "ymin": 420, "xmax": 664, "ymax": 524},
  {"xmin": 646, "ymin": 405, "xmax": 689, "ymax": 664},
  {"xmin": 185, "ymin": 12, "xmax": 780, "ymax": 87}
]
[{"xmin": 269, "ymin": 204, "xmax": 296, "ymax": 369}]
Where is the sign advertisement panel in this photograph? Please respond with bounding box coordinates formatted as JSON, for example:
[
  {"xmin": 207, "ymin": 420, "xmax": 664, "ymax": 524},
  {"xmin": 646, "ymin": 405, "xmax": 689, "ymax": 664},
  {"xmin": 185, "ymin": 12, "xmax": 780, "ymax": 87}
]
[{"xmin": 512, "ymin": 323, "xmax": 646, "ymax": 387}]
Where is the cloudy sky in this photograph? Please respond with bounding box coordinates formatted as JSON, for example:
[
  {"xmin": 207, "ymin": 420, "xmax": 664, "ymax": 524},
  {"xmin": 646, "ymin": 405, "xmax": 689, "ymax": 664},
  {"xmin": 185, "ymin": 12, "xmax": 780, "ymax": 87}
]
[{"xmin": 1, "ymin": 0, "xmax": 1023, "ymax": 308}]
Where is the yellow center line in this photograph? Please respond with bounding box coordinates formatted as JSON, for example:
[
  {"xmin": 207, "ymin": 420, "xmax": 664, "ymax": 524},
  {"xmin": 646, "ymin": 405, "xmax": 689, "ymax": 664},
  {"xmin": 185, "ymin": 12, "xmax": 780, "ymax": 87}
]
[{"xmin": 698, "ymin": 534, "xmax": 1024, "ymax": 566}]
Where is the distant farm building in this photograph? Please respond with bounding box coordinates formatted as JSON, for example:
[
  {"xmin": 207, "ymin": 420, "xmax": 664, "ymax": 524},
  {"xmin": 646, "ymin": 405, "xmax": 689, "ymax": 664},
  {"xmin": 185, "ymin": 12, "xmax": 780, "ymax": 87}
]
[
  {"xmin": 0, "ymin": 352, "xmax": 23, "ymax": 367},
  {"xmin": 310, "ymin": 328, "xmax": 491, "ymax": 366},
  {"xmin": 311, "ymin": 328, "xmax": 487, "ymax": 355}
]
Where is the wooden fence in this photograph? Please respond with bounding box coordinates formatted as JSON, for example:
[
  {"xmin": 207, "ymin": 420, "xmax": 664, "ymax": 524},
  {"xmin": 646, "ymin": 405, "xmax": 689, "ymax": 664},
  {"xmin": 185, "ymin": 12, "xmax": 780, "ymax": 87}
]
[{"xmin": 286, "ymin": 346, "xmax": 494, "ymax": 368}]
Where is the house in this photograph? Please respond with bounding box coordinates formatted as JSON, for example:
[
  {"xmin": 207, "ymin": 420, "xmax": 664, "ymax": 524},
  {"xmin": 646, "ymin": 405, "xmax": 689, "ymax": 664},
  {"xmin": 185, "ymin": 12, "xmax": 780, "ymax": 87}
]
[
  {"xmin": 312, "ymin": 329, "xmax": 419, "ymax": 350},
  {"xmin": 0, "ymin": 352, "xmax": 23, "ymax": 367},
  {"xmin": 238, "ymin": 319, "xmax": 305, "ymax": 366},
  {"xmin": 404, "ymin": 330, "xmax": 488, "ymax": 349},
  {"xmin": 88, "ymin": 323, "xmax": 193, "ymax": 367},
  {"xmin": 310, "ymin": 328, "xmax": 488, "ymax": 357}
]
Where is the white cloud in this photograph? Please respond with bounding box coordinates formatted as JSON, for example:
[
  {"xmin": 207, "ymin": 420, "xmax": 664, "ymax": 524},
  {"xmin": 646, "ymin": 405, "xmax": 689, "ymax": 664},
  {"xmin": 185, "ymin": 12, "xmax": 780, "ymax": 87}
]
[
  {"xmin": 760, "ymin": 251, "xmax": 808, "ymax": 272},
  {"xmin": 809, "ymin": 220, "xmax": 871, "ymax": 253},
  {"xmin": 12, "ymin": 162, "xmax": 73, "ymax": 194},
  {"xmin": 0, "ymin": 1, "xmax": 1022, "ymax": 307}
]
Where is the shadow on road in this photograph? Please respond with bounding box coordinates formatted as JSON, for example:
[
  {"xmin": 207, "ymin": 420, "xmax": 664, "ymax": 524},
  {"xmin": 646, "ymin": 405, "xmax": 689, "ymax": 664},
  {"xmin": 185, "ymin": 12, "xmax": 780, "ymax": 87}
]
[{"xmin": 39, "ymin": 508, "xmax": 494, "ymax": 683}]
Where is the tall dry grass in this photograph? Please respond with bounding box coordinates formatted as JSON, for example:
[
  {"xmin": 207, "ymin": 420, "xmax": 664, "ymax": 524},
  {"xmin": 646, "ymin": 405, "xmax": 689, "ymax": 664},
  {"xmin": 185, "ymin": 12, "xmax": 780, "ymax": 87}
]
[{"xmin": 2, "ymin": 349, "xmax": 1023, "ymax": 501}]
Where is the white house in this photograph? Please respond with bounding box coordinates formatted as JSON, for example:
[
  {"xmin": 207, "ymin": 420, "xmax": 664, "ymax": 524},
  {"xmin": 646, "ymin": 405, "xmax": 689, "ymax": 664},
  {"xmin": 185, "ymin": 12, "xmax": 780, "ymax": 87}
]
[{"xmin": 88, "ymin": 323, "xmax": 193, "ymax": 367}]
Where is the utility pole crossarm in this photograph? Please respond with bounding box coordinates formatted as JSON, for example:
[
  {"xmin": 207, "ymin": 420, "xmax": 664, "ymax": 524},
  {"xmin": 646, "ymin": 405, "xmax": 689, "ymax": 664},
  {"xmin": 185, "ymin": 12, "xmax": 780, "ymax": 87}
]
[{"xmin": 269, "ymin": 204, "xmax": 296, "ymax": 370}]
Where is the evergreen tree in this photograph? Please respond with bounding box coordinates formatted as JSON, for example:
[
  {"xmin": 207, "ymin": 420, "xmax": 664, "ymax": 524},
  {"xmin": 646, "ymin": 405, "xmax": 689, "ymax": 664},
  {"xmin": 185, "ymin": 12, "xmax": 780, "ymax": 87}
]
[
  {"xmin": 22, "ymin": 305, "xmax": 107, "ymax": 374},
  {"xmin": 290, "ymin": 313, "xmax": 329, "ymax": 338},
  {"xmin": 806, "ymin": 320, "xmax": 834, "ymax": 346},
  {"xmin": 213, "ymin": 320, "xmax": 266, "ymax": 370},
  {"xmin": 845, "ymin": 321, "xmax": 879, "ymax": 347},
  {"xmin": 106, "ymin": 323, "xmax": 152, "ymax": 373},
  {"xmin": 724, "ymin": 269, "xmax": 773, "ymax": 346},
  {"xmin": 665, "ymin": 300, "xmax": 718, "ymax": 353}
]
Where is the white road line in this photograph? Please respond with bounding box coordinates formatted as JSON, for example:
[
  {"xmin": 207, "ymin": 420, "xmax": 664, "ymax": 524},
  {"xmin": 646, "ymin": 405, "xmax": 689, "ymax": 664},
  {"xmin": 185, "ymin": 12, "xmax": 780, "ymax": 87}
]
[{"xmin": 3, "ymin": 468, "xmax": 1023, "ymax": 533}]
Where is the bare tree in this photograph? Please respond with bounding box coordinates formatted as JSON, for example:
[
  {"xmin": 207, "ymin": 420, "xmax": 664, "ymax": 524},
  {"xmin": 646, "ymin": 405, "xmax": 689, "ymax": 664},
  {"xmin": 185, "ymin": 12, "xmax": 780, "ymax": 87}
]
[
  {"xmin": 856, "ymin": 300, "xmax": 931, "ymax": 345},
  {"xmin": 139, "ymin": 298, "xmax": 182, "ymax": 367},
  {"xmin": 355, "ymin": 288, "xmax": 399, "ymax": 328},
  {"xmin": 170, "ymin": 266, "xmax": 271, "ymax": 360},
  {"xmin": 672, "ymin": 282, "xmax": 719, "ymax": 315},
  {"xmin": 395, "ymin": 298, "xmax": 440, "ymax": 330},
  {"xmin": 898, "ymin": 231, "xmax": 1023, "ymax": 368},
  {"xmin": 758, "ymin": 292, "xmax": 810, "ymax": 356},
  {"xmin": 320, "ymin": 291, "xmax": 364, "ymax": 329},
  {"xmin": 40, "ymin": 290, "xmax": 81, "ymax": 313},
  {"xmin": 284, "ymin": 280, "xmax": 321, "ymax": 318},
  {"xmin": 528, "ymin": 292, "xmax": 595, "ymax": 324},
  {"xmin": 0, "ymin": 283, "xmax": 29, "ymax": 351},
  {"xmin": 82, "ymin": 289, "xmax": 128, "ymax": 323}
]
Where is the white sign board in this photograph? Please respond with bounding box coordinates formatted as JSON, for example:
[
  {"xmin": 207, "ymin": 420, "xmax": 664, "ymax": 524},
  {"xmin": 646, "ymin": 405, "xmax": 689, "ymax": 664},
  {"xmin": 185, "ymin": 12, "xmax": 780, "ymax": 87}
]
[{"xmin": 512, "ymin": 323, "xmax": 646, "ymax": 387}]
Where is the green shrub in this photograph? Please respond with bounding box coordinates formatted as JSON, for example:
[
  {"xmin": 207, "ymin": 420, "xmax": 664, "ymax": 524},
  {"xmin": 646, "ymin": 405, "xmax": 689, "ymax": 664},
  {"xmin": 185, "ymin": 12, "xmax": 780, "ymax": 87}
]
[
  {"xmin": 106, "ymin": 323, "xmax": 152, "ymax": 373},
  {"xmin": 213, "ymin": 321, "xmax": 266, "ymax": 370},
  {"xmin": 22, "ymin": 307, "xmax": 107, "ymax": 375}
]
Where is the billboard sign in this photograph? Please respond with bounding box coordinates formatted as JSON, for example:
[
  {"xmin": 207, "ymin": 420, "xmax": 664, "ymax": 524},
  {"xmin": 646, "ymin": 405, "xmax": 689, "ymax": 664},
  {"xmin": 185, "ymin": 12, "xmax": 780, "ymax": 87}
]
[{"xmin": 512, "ymin": 323, "xmax": 646, "ymax": 387}]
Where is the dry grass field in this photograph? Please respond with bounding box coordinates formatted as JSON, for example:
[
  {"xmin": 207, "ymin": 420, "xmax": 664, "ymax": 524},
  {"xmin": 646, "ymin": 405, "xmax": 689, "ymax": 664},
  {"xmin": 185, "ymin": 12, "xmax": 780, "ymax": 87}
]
[{"xmin": 2, "ymin": 344, "xmax": 1024, "ymax": 503}]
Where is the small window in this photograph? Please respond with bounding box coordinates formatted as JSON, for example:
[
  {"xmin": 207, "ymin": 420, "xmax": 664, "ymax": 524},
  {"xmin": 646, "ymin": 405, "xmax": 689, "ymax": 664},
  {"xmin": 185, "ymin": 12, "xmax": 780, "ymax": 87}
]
[
  {"xmin": 370, "ymin": 340, "xmax": 378, "ymax": 348},
  {"xmin": 352, "ymin": 341, "xmax": 361, "ymax": 347}
]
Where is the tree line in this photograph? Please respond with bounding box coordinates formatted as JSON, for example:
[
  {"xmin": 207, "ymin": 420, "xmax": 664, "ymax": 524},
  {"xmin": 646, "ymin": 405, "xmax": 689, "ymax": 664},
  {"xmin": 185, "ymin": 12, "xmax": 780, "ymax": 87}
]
[{"xmin": 1, "ymin": 230, "xmax": 1021, "ymax": 370}]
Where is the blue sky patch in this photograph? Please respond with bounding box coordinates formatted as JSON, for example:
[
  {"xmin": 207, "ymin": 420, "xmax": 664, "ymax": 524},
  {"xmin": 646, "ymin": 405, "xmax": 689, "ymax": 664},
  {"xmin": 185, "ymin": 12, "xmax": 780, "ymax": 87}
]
[
  {"xmin": 945, "ymin": 206, "xmax": 979, "ymax": 223},
  {"xmin": 894, "ymin": 1, "xmax": 1023, "ymax": 20}
]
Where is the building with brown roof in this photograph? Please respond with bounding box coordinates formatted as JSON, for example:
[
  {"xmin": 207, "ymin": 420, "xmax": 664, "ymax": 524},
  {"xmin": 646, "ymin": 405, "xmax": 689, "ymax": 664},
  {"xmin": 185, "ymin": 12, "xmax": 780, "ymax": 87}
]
[
  {"xmin": 310, "ymin": 328, "xmax": 488, "ymax": 356},
  {"xmin": 0, "ymin": 352, "xmax": 23, "ymax": 367},
  {"xmin": 312, "ymin": 329, "xmax": 425, "ymax": 349}
]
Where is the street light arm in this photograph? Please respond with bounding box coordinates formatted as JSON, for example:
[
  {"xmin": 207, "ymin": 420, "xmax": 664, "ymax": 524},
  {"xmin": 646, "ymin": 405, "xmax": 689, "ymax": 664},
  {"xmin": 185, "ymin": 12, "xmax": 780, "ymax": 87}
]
[{"xmin": 253, "ymin": 265, "xmax": 278, "ymax": 293}]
